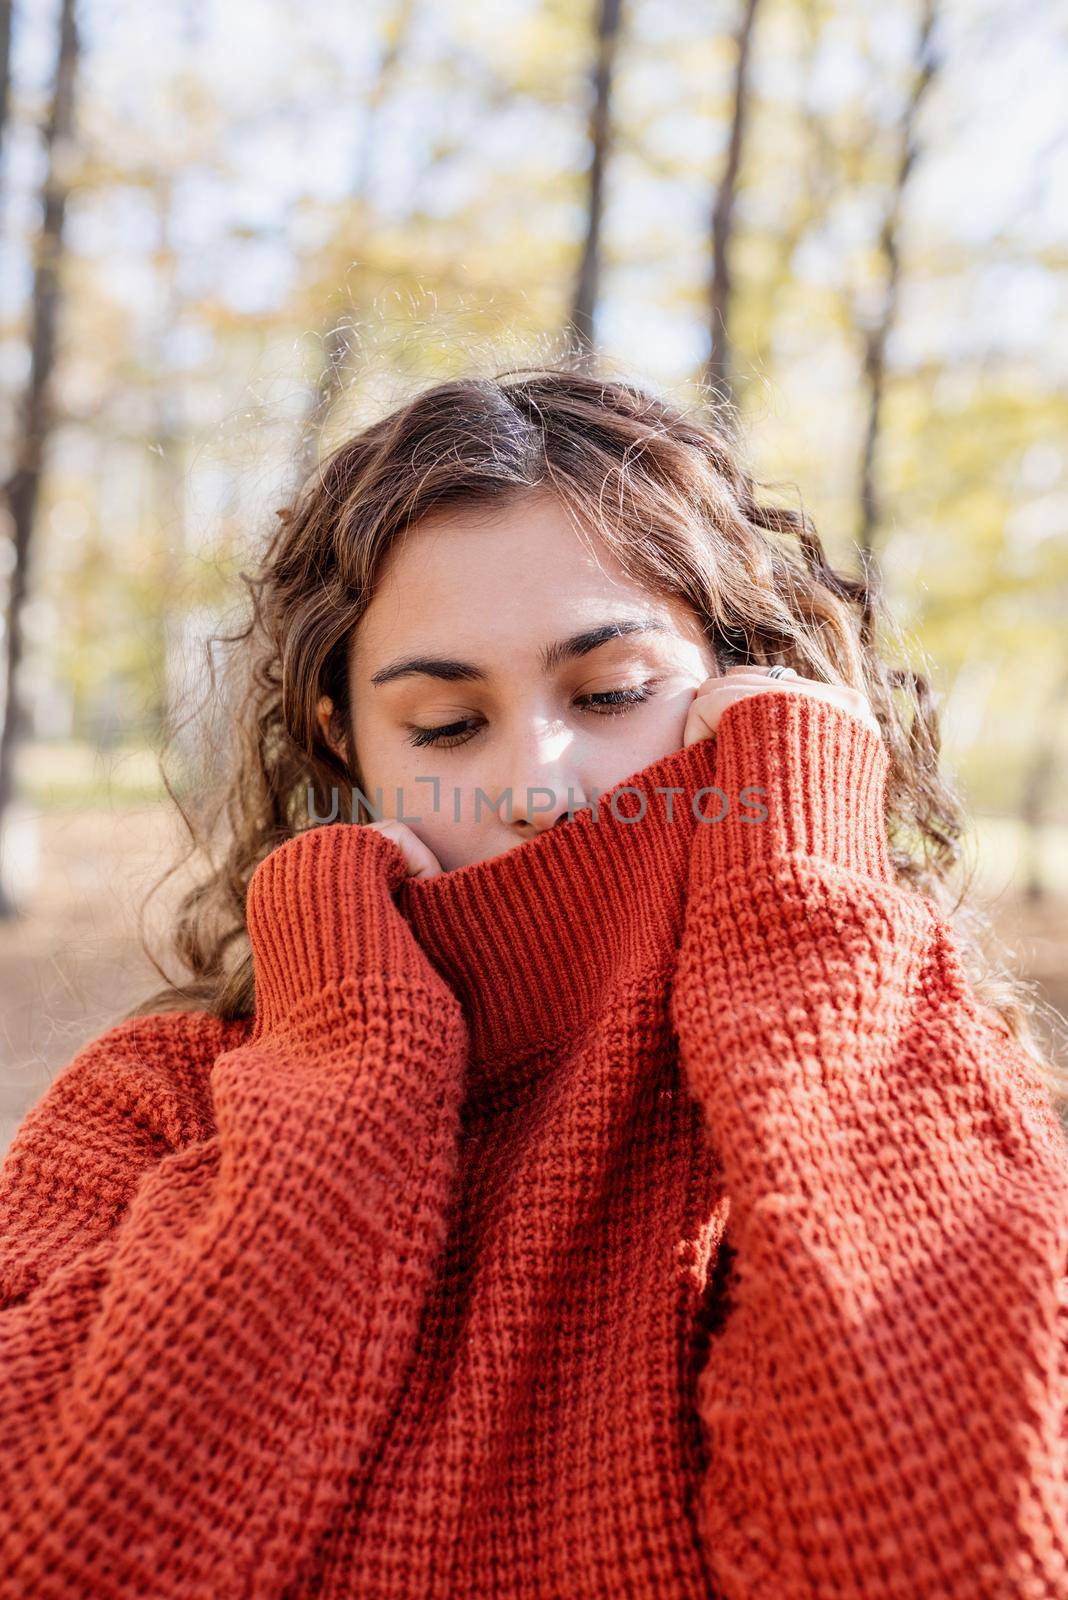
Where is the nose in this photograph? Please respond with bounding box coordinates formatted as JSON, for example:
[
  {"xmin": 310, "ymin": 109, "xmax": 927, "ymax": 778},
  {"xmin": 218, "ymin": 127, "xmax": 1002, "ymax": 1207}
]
[{"xmin": 499, "ymin": 725, "xmax": 589, "ymax": 835}]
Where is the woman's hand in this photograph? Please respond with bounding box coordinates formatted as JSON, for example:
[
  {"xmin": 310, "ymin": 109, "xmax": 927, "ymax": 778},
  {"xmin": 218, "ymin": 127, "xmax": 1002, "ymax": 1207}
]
[
  {"xmin": 682, "ymin": 664, "xmax": 882, "ymax": 748},
  {"xmin": 363, "ymin": 817, "xmax": 445, "ymax": 880}
]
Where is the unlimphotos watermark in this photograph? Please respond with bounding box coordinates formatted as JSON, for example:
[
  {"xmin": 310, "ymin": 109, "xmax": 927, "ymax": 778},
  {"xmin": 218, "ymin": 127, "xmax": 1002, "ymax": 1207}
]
[{"xmin": 306, "ymin": 778, "xmax": 769, "ymax": 828}]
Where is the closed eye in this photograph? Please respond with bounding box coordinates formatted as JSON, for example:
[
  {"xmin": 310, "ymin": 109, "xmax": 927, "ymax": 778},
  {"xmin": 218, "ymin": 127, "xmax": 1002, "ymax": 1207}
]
[{"xmin": 406, "ymin": 679, "xmax": 665, "ymax": 750}]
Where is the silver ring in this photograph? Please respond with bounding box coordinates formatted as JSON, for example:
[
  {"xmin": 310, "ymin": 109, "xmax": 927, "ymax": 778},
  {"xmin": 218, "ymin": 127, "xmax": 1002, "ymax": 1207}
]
[{"xmin": 766, "ymin": 664, "xmax": 791, "ymax": 679}]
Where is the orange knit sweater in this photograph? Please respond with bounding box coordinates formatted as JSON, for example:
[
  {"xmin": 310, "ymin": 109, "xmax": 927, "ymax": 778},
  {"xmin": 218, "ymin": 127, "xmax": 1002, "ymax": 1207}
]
[{"xmin": 1, "ymin": 691, "xmax": 1066, "ymax": 1599}]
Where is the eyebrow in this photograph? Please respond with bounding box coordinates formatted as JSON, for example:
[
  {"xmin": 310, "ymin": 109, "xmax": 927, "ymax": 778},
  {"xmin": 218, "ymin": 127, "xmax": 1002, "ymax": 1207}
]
[{"xmin": 368, "ymin": 616, "xmax": 673, "ymax": 688}]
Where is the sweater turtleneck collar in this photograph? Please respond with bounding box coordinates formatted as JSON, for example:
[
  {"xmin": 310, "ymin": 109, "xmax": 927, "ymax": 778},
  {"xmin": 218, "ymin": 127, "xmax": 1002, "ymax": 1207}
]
[{"xmin": 394, "ymin": 735, "xmax": 721, "ymax": 1074}]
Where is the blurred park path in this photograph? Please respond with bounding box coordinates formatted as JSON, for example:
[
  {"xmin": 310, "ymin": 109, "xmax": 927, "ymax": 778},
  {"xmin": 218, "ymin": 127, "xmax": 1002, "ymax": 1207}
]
[
  {"xmin": 2, "ymin": 805, "xmax": 1067, "ymax": 1160},
  {"xmin": 0, "ymin": 807, "xmax": 196, "ymax": 1157}
]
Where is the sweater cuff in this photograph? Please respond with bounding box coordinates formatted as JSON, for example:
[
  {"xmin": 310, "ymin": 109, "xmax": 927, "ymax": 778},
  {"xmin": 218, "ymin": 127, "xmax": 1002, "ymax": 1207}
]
[
  {"xmin": 245, "ymin": 823, "xmax": 424, "ymax": 1043},
  {"xmin": 704, "ymin": 690, "xmax": 893, "ymax": 882}
]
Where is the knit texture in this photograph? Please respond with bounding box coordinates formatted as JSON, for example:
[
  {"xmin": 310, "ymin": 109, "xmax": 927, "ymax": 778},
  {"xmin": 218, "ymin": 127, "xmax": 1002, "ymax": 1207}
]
[{"xmin": 1, "ymin": 690, "xmax": 1066, "ymax": 1599}]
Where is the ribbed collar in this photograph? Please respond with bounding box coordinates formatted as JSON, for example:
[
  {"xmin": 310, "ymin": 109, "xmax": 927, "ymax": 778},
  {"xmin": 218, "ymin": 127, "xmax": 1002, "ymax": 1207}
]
[{"xmin": 395, "ymin": 737, "xmax": 720, "ymax": 1075}]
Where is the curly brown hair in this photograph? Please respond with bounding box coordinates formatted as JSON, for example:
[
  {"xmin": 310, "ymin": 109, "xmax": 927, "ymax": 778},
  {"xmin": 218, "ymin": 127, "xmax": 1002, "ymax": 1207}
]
[{"xmin": 124, "ymin": 360, "xmax": 1068, "ymax": 1115}]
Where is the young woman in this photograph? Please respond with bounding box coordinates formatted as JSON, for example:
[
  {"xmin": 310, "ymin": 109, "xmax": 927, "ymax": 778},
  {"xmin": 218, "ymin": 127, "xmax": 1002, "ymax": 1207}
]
[{"xmin": 1, "ymin": 367, "xmax": 1066, "ymax": 1600}]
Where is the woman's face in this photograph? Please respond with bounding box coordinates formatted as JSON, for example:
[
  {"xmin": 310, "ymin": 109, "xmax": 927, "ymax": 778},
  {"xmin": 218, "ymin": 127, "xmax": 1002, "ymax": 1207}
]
[{"xmin": 317, "ymin": 491, "xmax": 720, "ymax": 870}]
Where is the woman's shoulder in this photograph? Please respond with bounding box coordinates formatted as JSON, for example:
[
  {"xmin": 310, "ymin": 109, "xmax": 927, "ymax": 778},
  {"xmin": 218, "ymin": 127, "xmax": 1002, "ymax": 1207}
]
[
  {"xmin": 0, "ymin": 1009, "xmax": 252, "ymax": 1306},
  {"xmin": 12, "ymin": 1006, "xmax": 253, "ymax": 1160}
]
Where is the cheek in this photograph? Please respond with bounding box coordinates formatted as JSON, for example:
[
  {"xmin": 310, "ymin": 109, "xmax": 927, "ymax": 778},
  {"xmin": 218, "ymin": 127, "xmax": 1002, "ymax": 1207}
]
[
  {"xmin": 623, "ymin": 697, "xmax": 692, "ymax": 757},
  {"xmin": 576, "ymin": 696, "xmax": 696, "ymax": 791},
  {"xmin": 642, "ymin": 678, "xmax": 701, "ymax": 737},
  {"xmin": 350, "ymin": 721, "xmax": 406, "ymax": 819},
  {"xmin": 354, "ymin": 735, "xmax": 476, "ymax": 838},
  {"xmin": 394, "ymin": 776, "xmax": 489, "ymax": 872}
]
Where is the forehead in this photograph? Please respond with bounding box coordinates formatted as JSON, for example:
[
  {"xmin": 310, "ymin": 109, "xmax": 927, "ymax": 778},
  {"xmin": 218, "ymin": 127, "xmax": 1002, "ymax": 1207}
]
[{"xmin": 352, "ymin": 493, "xmax": 706, "ymax": 669}]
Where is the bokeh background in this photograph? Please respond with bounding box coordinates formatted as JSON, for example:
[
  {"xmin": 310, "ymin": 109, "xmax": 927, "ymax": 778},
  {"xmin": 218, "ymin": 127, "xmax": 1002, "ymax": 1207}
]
[{"xmin": 2, "ymin": 0, "xmax": 1067, "ymax": 1156}]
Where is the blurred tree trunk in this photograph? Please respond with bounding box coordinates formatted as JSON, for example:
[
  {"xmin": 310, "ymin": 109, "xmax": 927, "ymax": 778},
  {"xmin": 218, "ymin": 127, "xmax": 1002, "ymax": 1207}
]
[
  {"xmin": 148, "ymin": 173, "xmax": 189, "ymax": 747},
  {"xmin": 296, "ymin": 0, "xmax": 418, "ymax": 485},
  {"xmin": 745, "ymin": 0, "xmax": 834, "ymax": 385},
  {"xmin": 568, "ymin": 0, "xmax": 623, "ymax": 362},
  {"xmin": 704, "ymin": 0, "xmax": 761, "ymax": 409},
  {"xmin": 855, "ymin": 0, "xmax": 941, "ymax": 649},
  {"xmin": 1020, "ymin": 652, "xmax": 1068, "ymax": 904},
  {"xmin": 0, "ymin": 0, "xmax": 12, "ymax": 174},
  {"xmin": 0, "ymin": 0, "xmax": 79, "ymax": 920}
]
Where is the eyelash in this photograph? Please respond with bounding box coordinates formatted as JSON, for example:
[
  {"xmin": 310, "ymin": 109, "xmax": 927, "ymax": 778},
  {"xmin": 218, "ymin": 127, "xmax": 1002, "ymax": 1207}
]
[{"xmin": 406, "ymin": 680, "xmax": 664, "ymax": 750}]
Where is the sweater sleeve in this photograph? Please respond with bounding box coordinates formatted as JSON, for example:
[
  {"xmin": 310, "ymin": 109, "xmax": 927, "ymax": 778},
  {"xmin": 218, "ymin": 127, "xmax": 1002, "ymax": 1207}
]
[
  {"xmin": 670, "ymin": 690, "xmax": 1068, "ymax": 1600},
  {"xmin": 0, "ymin": 822, "xmax": 468, "ymax": 1600}
]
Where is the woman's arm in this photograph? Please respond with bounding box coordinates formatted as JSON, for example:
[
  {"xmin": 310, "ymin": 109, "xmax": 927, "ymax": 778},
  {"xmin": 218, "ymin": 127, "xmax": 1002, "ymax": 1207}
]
[
  {"xmin": 0, "ymin": 822, "xmax": 468, "ymax": 1600},
  {"xmin": 671, "ymin": 690, "xmax": 1068, "ymax": 1600}
]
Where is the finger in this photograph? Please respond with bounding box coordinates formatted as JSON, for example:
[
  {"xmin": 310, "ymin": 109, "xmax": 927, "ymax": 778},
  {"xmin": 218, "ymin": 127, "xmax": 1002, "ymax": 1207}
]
[
  {"xmin": 697, "ymin": 680, "xmax": 807, "ymax": 701},
  {"xmin": 721, "ymin": 666, "xmax": 801, "ymax": 681},
  {"xmin": 723, "ymin": 680, "xmax": 856, "ymax": 711},
  {"xmin": 703, "ymin": 680, "xmax": 874, "ymax": 724}
]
